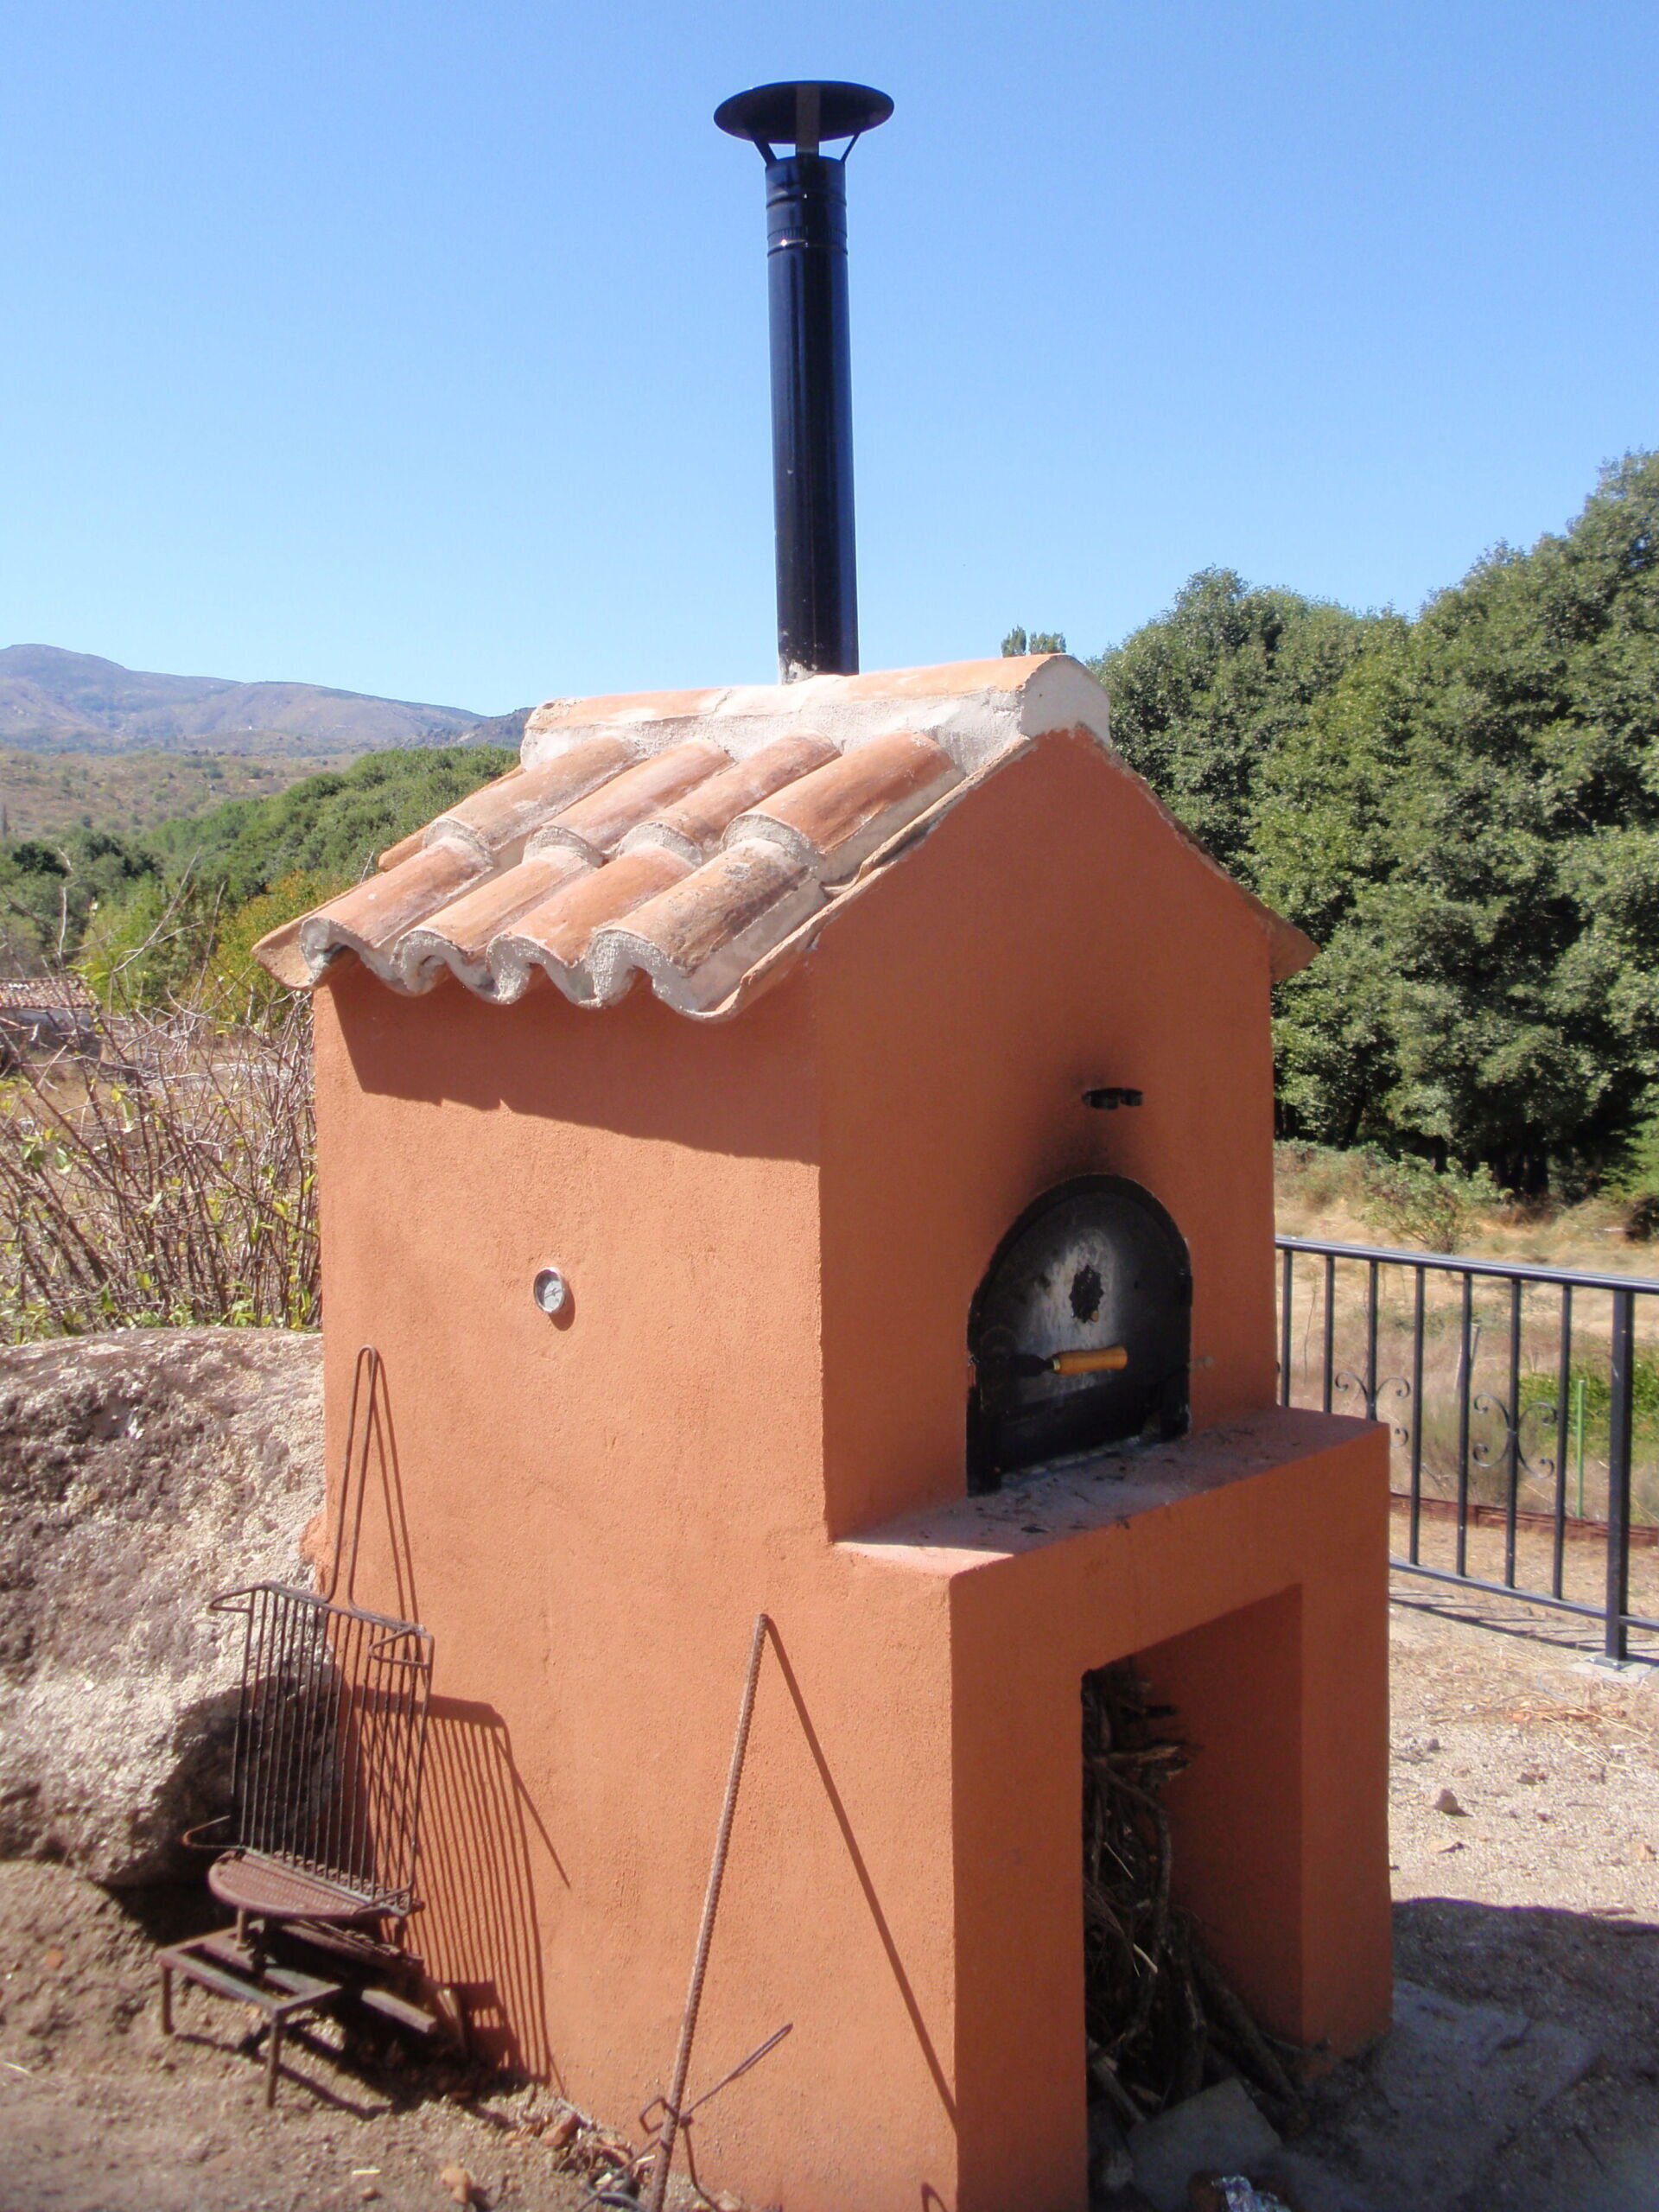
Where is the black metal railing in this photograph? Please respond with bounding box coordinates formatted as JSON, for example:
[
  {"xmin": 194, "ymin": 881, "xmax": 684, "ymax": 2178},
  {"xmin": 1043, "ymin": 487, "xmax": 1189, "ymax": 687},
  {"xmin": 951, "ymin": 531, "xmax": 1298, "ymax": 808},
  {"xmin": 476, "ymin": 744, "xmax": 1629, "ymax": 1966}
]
[{"xmin": 1276, "ymin": 1236, "xmax": 1659, "ymax": 1660}]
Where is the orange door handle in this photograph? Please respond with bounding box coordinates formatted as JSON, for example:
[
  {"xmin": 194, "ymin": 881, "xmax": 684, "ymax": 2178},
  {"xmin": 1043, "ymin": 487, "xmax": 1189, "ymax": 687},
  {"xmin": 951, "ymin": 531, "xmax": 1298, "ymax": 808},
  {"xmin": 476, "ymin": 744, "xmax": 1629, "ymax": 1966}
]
[{"xmin": 1050, "ymin": 1344, "xmax": 1129, "ymax": 1376}]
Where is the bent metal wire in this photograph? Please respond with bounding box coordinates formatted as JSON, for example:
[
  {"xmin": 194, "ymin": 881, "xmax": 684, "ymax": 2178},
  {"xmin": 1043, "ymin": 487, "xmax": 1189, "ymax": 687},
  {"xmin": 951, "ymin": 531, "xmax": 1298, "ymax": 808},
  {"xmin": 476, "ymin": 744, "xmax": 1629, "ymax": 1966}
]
[
  {"xmin": 196, "ymin": 1346, "xmax": 433, "ymax": 1918},
  {"xmin": 1278, "ymin": 1236, "xmax": 1659, "ymax": 1661}
]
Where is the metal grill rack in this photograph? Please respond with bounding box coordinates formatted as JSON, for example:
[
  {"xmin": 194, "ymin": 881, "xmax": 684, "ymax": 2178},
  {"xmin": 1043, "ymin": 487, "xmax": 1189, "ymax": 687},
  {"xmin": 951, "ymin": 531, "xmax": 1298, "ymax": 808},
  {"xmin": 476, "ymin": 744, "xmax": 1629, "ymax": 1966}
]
[{"xmin": 159, "ymin": 1347, "xmax": 440, "ymax": 2101}]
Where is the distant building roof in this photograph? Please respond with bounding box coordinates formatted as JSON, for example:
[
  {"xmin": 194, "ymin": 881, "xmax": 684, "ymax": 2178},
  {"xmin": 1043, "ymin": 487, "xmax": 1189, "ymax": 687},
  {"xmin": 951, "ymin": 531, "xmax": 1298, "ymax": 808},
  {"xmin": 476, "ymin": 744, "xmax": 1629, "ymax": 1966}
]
[{"xmin": 0, "ymin": 974, "xmax": 97, "ymax": 1015}]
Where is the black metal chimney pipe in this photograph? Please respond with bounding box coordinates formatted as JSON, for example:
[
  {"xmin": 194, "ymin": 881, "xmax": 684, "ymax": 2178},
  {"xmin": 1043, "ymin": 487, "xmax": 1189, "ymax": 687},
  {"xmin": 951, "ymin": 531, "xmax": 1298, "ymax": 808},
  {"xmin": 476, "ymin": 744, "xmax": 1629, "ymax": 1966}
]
[{"xmin": 715, "ymin": 80, "xmax": 893, "ymax": 681}]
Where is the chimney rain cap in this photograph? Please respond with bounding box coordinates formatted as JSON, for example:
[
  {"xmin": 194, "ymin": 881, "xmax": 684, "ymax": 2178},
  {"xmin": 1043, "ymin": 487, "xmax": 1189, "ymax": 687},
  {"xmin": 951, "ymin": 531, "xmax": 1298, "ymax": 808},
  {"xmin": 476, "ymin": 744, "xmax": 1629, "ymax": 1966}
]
[{"xmin": 715, "ymin": 79, "xmax": 893, "ymax": 162}]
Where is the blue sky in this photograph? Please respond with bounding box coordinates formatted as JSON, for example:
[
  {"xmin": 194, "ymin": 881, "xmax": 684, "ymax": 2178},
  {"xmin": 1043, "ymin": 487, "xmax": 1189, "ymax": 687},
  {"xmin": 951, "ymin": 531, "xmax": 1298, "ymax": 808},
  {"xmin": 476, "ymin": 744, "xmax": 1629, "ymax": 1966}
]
[{"xmin": 1, "ymin": 2, "xmax": 1652, "ymax": 714}]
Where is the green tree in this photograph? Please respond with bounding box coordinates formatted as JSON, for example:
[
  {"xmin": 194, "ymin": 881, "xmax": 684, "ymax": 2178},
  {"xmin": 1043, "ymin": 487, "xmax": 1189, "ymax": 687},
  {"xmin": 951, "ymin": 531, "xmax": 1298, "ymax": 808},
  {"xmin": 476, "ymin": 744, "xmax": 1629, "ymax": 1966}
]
[
  {"xmin": 1090, "ymin": 570, "xmax": 1381, "ymax": 878},
  {"xmin": 143, "ymin": 743, "xmax": 516, "ymax": 906},
  {"xmin": 1261, "ymin": 454, "xmax": 1659, "ymax": 1187},
  {"xmin": 0, "ymin": 742, "xmax": 513, "ymax": 1014},
  {"xmin": 0, "ymin": 830, "xmax": 156, "ymax": 969},
  {"xmin": 1079, "ymin": 454, "xmax": 1659, "ymax": 1192},
  {"xmin": 191, "ymin": 869, "xmax": 351, "ymax": 1020}
]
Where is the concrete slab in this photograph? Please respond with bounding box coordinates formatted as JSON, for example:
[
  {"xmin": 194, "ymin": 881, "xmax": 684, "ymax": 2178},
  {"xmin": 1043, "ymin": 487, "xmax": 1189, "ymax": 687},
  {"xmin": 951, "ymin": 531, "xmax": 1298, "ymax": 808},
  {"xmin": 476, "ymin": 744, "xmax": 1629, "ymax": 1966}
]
[
  {"xmin": 1127, "ymin": 2078, "xmax": 1281, "ymax": 2212},
  {"xmin": 1260, "ymin": 1979, "xmax": 1601, "ymax": 2212}
]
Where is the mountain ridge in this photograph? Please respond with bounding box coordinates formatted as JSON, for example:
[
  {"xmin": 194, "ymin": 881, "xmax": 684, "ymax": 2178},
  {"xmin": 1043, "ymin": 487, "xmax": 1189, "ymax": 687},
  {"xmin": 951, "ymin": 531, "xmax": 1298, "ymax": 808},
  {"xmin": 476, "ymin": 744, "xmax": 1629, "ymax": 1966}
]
[{"xmin": 0, "ymin": 645, "xmax": 492, "ymax": 757}]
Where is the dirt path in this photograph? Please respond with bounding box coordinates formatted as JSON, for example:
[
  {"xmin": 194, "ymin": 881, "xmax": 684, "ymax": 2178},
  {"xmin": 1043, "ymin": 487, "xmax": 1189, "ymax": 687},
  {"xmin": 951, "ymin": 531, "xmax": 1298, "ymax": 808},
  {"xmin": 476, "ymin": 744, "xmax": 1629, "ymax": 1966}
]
[{"xmin": 2, "ymin": 1597, "xmax": 1656, "ymax": 2211}]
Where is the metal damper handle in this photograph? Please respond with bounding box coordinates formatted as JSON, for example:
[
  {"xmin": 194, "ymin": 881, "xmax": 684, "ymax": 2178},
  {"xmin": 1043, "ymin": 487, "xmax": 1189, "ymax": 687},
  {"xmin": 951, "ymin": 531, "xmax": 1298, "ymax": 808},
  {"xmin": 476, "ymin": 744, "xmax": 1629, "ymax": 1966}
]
[{"xmin": 978, "ymin": 1343, "xmax": 1130, "ymax": 1380}]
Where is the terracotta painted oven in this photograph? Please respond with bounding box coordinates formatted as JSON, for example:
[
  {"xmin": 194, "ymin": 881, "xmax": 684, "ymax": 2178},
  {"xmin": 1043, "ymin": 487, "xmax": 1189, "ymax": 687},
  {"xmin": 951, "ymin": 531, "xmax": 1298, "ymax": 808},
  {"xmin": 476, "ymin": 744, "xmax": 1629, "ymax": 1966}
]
[{"xmin": 257, "ymin": 651, "xmax": 1392, "ymax": 2212}]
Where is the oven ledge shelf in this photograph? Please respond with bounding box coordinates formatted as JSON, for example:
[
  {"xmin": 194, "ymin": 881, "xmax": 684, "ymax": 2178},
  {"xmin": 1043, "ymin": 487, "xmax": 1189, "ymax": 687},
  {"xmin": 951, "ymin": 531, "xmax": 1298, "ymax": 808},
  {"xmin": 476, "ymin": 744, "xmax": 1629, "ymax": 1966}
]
[{"xmin": 838, "ymin": 1405, "xmax": 1376, "ymax": 1573}]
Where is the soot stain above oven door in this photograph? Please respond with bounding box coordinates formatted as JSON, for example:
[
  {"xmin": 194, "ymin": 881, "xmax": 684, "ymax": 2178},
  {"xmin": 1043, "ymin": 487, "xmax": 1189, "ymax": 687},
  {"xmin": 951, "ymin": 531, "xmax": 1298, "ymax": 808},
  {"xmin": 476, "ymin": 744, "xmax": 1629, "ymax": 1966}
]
[{"xmin": 967, "ymin": 1175, "xmax": 1191, "ymax": 1492}]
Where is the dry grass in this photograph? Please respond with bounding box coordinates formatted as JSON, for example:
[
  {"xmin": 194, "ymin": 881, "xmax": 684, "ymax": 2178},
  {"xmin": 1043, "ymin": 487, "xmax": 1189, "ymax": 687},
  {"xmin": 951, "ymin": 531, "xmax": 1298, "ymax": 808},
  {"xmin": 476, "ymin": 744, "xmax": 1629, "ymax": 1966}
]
[
  {"xmin": 0, "ymin": 1001, "xmax": 317, "ymax": 1338},
  {"xmin": 1275, "ymin": 1141, "xmax": 1656, "ymax": 1277},
  {"xmin": 1283, "ymin": 1261, "xmax": 1659, "ymax": 1523},
  {"xmin": 0, "ymin": 747, "xmax": 351, "ymax": 842}
]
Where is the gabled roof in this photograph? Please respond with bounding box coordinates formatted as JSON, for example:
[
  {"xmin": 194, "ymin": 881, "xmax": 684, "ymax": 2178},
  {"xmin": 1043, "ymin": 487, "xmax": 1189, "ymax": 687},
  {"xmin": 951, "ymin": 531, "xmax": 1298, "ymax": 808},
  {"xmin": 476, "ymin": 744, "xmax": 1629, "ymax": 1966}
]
[{"xmin": 255, "ymin": 656, "xmax": 1314, "ymax": 1020}]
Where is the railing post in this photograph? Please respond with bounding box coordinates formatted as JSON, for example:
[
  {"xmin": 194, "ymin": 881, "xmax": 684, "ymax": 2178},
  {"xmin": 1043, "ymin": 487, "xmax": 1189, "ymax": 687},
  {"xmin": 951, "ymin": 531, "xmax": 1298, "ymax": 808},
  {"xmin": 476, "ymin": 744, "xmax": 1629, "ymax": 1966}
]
[
  {"xmin": 1605, "ymin": 1288, "xmax": 1636, "ymax": 1662},
  {"xmin": 1279, "ymin": 1245, "xmax": 1293, "ymax": 1408},
  {"xmin": 1408, "ymin": 1267, "xmax": 1425, "ymax": 1564},
  {"xmin": 1552, "ymin": 1284, "xmax": 1572, "ymax": 1599},
  {"xmin": 1503, "ymin": 1277, "xmax": 1522, "ymax": 1588},
  {"xmin": 1455, "ymin": 1274, "xmax": 1473, "ymax": 1580}
]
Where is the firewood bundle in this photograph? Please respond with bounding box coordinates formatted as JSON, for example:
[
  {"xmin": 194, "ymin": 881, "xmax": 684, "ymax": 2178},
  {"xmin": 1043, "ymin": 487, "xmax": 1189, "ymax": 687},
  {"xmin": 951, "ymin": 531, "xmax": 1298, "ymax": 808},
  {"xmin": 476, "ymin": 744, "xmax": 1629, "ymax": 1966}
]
[{"xmin": 1082, "ymin": 1662, "xmax": 1307, "ymax": 2134}]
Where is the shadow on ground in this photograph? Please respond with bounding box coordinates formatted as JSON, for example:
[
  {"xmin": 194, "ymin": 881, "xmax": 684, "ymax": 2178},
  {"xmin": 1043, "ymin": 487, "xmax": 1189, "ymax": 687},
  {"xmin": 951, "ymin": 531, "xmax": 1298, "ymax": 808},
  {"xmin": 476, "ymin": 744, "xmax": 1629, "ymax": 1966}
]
[{"xmin": 1259, "ymin": 1897, "xmax": 1659, "ymax": 2212}]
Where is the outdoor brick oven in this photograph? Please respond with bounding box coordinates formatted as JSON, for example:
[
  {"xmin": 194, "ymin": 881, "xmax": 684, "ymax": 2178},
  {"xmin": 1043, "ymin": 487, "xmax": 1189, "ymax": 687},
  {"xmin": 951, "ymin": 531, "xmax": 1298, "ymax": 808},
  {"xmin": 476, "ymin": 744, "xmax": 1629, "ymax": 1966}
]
[{"xmin": 255, "ymin": 650, "xmax": 1392, "ymax": 2211}]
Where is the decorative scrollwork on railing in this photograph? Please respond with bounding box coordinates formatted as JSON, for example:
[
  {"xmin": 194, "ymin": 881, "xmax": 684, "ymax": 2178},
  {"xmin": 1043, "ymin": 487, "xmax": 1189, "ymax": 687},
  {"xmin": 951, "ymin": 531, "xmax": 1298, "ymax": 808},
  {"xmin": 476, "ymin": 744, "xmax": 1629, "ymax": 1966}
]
[
  {"xmin": 1469, "ymin": 1390, "xmax": 1506, "ymax": 1471},
  {"xmin": 1518, "ymin": 1396, "xmax": 1560, "ymax": 1485},
  {"xmin": 1334, "ymin": 1369, "xmax": 1414, "ymax": 1448},
  {"xmin": 1469, "ymin": 1391, "xmax": 1560, "ymax": 1485},
  {"xmin": 1277, "ymin": 1231, "xmax": 1659, "ymax": 1658}
]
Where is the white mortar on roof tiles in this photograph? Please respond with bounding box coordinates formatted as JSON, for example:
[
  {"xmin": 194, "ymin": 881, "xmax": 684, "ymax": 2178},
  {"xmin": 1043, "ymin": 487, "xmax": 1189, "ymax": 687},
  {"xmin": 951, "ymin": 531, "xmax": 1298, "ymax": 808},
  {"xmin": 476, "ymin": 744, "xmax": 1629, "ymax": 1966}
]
[
  {"xmin": 729, "ymin": 735, "xmax": 962, "ymax": 885},
  {"xmin": 615, "ymin": 731, "xmax": 842, "ymax": 866},
  {"xmin": 467, "ymin": 937, "xmax": 541, "ymax": 1005},
  {"xmin": 397, "ymin": 846, "xmax": 597, "ymax": 981},
  {"xmin": 424, "ymin": 734, "xmax": 641, "ymax": 862},
  {"xmin": 615, "ymin": 820, "xmax": 707, "ymax": 866},
  {"xmin": 296, "ymin": 842, "xmax": 486, "ymax": 985},
  {"xmin": 518, "ymin": 657, "xmax": 1103, "ymax": 779}
]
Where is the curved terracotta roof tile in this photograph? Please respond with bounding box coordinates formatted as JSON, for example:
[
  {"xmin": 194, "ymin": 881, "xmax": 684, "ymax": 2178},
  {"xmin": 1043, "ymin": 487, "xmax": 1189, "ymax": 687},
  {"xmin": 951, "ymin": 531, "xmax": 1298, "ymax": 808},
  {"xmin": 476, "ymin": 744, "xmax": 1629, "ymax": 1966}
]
[
  {"xmin": 428, "ymin": 736, "xmax": 640, "ymax": 861},
  {"xmin": 376, "ymin": 825, "xmax": 429, "ymax": 874},
  {"xmin": 399, "ymin": 847, "xmax": 594, "ymax": 994},
  {"xmin": 255, "ymin": 656, "xmax": 1318, "ymax": 1017},
  {"xmin": 619, "ymin": 732, "xmax": 839, "ymax": 863},
  {"xmin": 297, "ymin": 843, "xmax": 487, "ymax": 990},
  {"xmin": 528, "ymin": 739, "xmax": 731, "ymax": 865},
  {"xmin": 728, "ymin": 729, "xmax": 959, "ymax": 884},
  {"xmin": 588, "ymin": 840, "xmax": 824, "ymax": 1015},
  {"xmin": 490, "ymin": 845, "xmax": 694, "ymax": 1005}
]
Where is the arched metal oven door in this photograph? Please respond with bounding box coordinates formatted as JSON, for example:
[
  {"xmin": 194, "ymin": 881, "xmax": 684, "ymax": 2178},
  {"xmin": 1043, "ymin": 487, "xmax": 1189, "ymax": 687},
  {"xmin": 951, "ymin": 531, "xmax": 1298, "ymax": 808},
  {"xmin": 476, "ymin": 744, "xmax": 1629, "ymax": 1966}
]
[{"xmin": 967, "ymin": 1176, "xmax": 1191, "ymax": 1491}]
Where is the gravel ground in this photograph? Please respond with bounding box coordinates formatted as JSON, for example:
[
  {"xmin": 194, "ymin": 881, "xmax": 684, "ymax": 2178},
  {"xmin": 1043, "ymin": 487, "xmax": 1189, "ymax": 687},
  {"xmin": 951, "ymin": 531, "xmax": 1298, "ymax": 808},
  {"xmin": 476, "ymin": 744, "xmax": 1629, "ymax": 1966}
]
[
  {"xmin": 1387, "ymin": 1583, "xmax": 1659, "ymax": 1916},
  {"xmin": 1304, "ymin": 1586, "xmax": 1659, "ymax": 2210},
  {"xmin": 0, "ymin": 1593, "xmax": 1655, "ymax": 2211}
]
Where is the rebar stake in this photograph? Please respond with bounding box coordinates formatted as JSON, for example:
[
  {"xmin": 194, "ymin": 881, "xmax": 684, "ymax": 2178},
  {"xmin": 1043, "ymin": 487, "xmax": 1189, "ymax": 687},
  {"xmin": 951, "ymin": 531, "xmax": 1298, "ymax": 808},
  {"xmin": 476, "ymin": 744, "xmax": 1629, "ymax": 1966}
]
[{"xmin": 646, "ymin": 1611, "xmax": 771, "ymax": 2212}]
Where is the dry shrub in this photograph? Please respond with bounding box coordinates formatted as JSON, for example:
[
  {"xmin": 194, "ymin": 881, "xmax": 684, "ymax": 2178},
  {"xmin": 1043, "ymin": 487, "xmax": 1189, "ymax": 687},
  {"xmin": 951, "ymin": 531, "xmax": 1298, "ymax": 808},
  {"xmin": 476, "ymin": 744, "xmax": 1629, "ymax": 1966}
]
[{"xmin": 0, "ymin": 996, "xmax": 317, "ymax": 1338}]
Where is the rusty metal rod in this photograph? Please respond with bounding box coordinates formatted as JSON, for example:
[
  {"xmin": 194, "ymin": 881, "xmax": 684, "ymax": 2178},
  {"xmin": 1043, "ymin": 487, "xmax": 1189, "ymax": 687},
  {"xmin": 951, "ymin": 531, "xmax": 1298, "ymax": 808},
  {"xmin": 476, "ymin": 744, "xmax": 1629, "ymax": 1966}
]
[{"xmin": 646, "ymin": 1611, "xmax": 771, "ymax": 2212}]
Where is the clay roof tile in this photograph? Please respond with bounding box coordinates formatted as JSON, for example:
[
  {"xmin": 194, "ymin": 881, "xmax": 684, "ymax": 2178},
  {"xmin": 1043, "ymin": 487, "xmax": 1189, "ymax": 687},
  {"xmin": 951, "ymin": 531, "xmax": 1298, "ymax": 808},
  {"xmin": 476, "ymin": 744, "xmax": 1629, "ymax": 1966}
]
[
  {"xmin": 257, "ymin": 657, "xmax": 1316, "ymax": 1015},
  {"xmin": 727, "ymin": 728, "xmax": 959, "ymax": 884},
  {"xmin": 619, "ymin": 731, "xmax": 839, "ymax": 863},
  {"xmin": 397, "ymin": 847, "xmax": 593, "ymax": 994},
  {"xmin": 531, "ymin": 739, "xmax": 731, "ymax": 864},
  {"xmin": 491, "ymin": 845, "xmax": 694, "ymax": 1004},
  {"xmin": 588, "ymin": 840, "xmax": 823, "ymax": 1015},
  {"xmin": 297, "ymin": 843, "xmax": 487, "ymax": 990}
]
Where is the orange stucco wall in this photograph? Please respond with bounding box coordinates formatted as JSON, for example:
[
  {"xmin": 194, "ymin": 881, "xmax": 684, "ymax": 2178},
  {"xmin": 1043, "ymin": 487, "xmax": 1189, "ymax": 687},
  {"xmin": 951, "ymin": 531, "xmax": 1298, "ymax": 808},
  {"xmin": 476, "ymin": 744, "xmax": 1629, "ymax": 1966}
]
[
  {"xmin": 814, "ymin": 731, "xmax": 1280, "ymax": 1536},
  {"xmin": 899, "ymin": 1414, "xmax": 1391, "ymax": 2210},
  {"xmin": 310, "ymin": 727, "xmax": 1390, "ymax": 2210}
]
